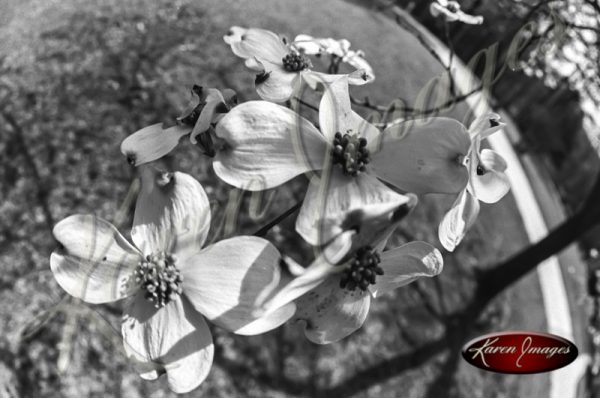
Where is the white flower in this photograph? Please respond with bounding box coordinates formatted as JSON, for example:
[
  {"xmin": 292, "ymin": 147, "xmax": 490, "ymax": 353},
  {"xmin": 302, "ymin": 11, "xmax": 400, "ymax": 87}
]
[
  {"xmin": 257, "ymin": 200, "xmax": 443, "ymax": 344},
  {"xmin": 438, "ymin": 113, "xmax": 510, "ymax": 251},
  {"xmin": 213, "ymin": 75, "xmax": 471, "ymax": 246},
  {"xmin": 49, "ymin": 168, "xmax": 293, "ymax": 393},
  {"xmin": 223, "ymin": 26, "xmax": 371, "ymax": 103},
  {"xmin": 292, "ymin": 34, "xmax": 375, "ymax": 83},
  {"xmin": 120, "ymin": 86, "xmax": 237, "ymax": 166},
  {"xmin": 430, "ymin": 0, "xmax": 484, "ymax": 25}
]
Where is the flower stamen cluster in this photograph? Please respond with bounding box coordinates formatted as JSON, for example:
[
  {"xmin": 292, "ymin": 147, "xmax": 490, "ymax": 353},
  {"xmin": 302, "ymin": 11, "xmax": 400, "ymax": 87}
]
[
  {"xmin": 282, "ymin": 51, "xmax": 312, "ymax": 72},
  {"xmin": 332, "ymin": 132, "xmax": 370, "ymax": 176},
  {"xmin": 339, "ymin": 246, "xmax": 383, "ymax": 291},
  {"xmin": 135, "ymin": 252, "xmax": 183, "ymax": 308}
]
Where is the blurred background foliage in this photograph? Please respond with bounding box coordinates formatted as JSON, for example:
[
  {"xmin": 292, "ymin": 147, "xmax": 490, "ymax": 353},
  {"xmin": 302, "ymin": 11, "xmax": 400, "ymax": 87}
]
[{"xmin": 0, "ymin": 0, "xmax": 596, "ymax": 397}]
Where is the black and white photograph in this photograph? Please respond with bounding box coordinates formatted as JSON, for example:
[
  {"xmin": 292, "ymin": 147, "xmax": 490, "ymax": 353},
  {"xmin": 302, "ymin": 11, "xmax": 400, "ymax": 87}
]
[{"xmin": 0, "ymin": 0, "xmax": 599, "ymax": 396}]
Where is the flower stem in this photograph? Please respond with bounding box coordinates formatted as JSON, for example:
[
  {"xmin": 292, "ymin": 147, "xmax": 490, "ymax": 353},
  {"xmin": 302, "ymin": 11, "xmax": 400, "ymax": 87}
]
[{"xmin": 253, "ymin": 201, "xmax": 303, "ymax": 237}]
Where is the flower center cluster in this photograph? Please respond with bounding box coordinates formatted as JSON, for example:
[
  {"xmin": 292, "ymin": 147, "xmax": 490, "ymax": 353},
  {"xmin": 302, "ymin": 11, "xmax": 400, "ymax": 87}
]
[
  {"xmin": 332, "ymin": 132, "xmax": 370, "ymax": 176},
  {"xmin": 135, "ymin": 252, "xmax": 183, "ymax": 308},
  {"xmin": 339, "ymin": 246, "xmax": 383, "ymax": 291},
  {"xmin": 282, "ymin": 51, "xmax": 312, "ymax": 72}
]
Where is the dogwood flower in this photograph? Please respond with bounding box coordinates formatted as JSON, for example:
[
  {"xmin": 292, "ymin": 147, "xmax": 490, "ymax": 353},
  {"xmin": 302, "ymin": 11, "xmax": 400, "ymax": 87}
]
[
  {"xmin": 258, "ymin": 197, "xmax": 443, "ymax": 344},
  {"xmin": 430, "ymin": 0, "xmax": 484, "ymax": 25},
  {"xmin": 223, "ymin": 26, "xmax": 371, "ymax": 103},
  {"xmin": 292, "ymin": 34, "xmax": 375, "ymax": 83},
  {"xmin": 213, "ymin": 75, "xmax": 471, "ymax": 245},
  {"xmin": 49, "ymin": 168, "xmax": 294, "ymax": 393},
  {"xmin": 438, "ymin": 113, "xmax": 509, "ymax": 251},
  {"xmin": 121, "ymin": 85, "xmax": 237, "ymax": 166}
]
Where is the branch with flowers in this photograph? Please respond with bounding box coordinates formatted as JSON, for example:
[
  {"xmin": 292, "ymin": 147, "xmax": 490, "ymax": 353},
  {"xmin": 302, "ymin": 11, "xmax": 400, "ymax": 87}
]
[{"xmin": 48, "ymin": 22, "xmax": 513, "ymax": 393}]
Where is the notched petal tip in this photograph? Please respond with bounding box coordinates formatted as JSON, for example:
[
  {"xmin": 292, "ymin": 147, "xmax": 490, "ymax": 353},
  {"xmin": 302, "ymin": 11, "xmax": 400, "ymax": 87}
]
[
  {"xmin": 369, "ymin": 241, "xmax": 444, "ymax": 297},
  {"xmin": 121, "ymin": 123, "xmax": 190, "ymax": 167}
]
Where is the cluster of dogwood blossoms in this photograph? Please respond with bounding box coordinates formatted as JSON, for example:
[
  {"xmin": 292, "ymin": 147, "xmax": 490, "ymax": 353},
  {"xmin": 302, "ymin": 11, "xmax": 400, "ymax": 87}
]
[{"xmin": 49, "ymin": 25, "xmax": 509, "ymax": 393}]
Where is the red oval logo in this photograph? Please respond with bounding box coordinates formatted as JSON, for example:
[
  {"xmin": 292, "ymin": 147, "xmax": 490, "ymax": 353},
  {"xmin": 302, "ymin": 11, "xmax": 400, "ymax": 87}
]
[{"xmin": 462, "ymin": 331, "xmax": 578, "ymax": 374}]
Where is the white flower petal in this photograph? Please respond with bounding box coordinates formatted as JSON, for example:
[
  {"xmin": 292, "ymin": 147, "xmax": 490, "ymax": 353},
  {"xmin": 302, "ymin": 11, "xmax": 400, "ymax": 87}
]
[
  {"xmin": 223, "ymin": 26, "xmax": 288, "ymax": 68},
  {"xmin": 468, "ymin": 112, "xmax": 505, "ymax": 139},
  {"xmin": 456, "ymin": 11, "xmax": 484, "ymax": 25},
  {"xmin": 372, "ymin": 117, "xmax": 470, "ymax": 194},
  {"xmin": 291, "ymin": 34, "xmax": 324, "ymax": 55},
  {"xmin": 132, "ymin": 170, "xmax": 211, "ymax": 259},
  {"xmin": 296, "ymin": 172, "xmax": 407, "ymax": 246},
  {"xmin": 469, "ymin": 149, "xmax": 510, "ymax": 203},
  {"xmin": 318, "ymin": 75, "xmax": 380, "ymax": 143},
  {"xmin": 122, "ymin": 294, "xmax": 213, "ymax": 394},
  {"xmin": 214, "ymin": 101, "xmax": 328, "ymax": 191},
  {"xmin": 234, "ymin": 302, "xmax": 296, "ymax": 336},
  {"xmin": 430, "ymin": 2, "xmax": 459, "ymax": 20},
  {"xmin": 181, "ymin": 236, "xmax": 282, "ymax": 334},
  {"xmin": 343, "ymin": 51, "xmax": 375, "ymax": 84},
  {"xmin": 50, "ymin": 214, "xmax": 140, "ymax": 304},
  {"xmin": 189, "ymin": 89, "xmax": 226, "ymax": 144},
  {"xmin": 295, "ymin": 276, "xmax": 371, "ymax": 344},
  {"xmin": 438, "ymin": 189, "xmax": 480, "ymax": 251},
  {"xmin": 120, "ymin": 124, "xmax": 190, "ymax": 167},
  {"xmin": 302, "ymin": 70, "xmax": 371, "ymax": 90},
  {"xmin": 480, "ymin": 148, "xmax": 508, "ymax": 172},
  {"xmin": 254, "ymin": 61, "xmax": 298, "ymax": 103},
  {"xmin": 258, "ymin": 231, "xmax": 355, "ymax": 317},
  {"xmin": 292, "ymin": 35, "xmax": 351, "ymax": 57},
  {"xmin": 369, "ymin": 242, "xmax": 444, "ymax": 298}
]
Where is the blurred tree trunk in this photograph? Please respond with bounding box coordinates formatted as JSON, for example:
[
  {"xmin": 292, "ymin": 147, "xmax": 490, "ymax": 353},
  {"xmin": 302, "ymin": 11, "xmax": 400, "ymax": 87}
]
[{"xmin": 476, "ymin": 169, "xmax": 600, "ymax": 307}]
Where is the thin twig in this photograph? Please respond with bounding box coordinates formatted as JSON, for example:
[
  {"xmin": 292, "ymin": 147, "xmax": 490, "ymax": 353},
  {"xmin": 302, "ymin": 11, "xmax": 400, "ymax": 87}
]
[
  {"xmin": 443, "ymin": 21, "xmax": 457, "ymax": 96},
  {"xmin": 253, "ymin": 201, "xmax": 302, "ymax": 237},
  {"xmin": 293, "ymin": 97, "xmax": 319, "ymax": 112}
]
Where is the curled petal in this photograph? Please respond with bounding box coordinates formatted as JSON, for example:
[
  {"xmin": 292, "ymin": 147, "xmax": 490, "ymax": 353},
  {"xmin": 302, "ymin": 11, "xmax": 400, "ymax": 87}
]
[
  {"xmin": 430, "ymin": 2, "xmax": 459, "ymax": 21},
  {"xmin": 132, "ymin": 170, "xmax": 211, "ymax": 259},
  {"xmin": 468, "ymin": 112, "xmax": 505, "ymax": 139},
  {"xmin": 456, "ymin": 11, "xmax": 485, "ymax": 25},
  {"xmin": 181, "ymin": 236, "xmax": 283, "ymax": 334},
  {"xmin": 438, "ymin": 189, "xmax": 480, "ymax": 252},
  {"xmin": 254, "ymin": 60, "xmax": 299, "ymax": 103},
  {"xmin": 50, "ymin": 214, "xmax": 140, "ymax": 304},
  {"xmin": 356, "ymin": 193, "xmax": 418, "ymax": 252},
  {"xmin": 292, "ymin": 34, "xmax": 325, "ymax": 55},
  {"xmin": 318, "ymin": 75, "xmax": 380, "ymax": 144},
  {"xmin": 469, "ymin": 149, "xmax": 510, "ymax": 203},
  {"xmin": 122, "ymin": 294, "xmax": 213, "ymax": 394},
  {"xmin": 343, "ymin": 51, "xmax": 375, "ymax": 84},
  {"xmin": 223, "ymin": 26, "xmax": 288, "ymax": 69},
  {"xmin": 372, "ymin": 118, "xmax": 470, "ymax": 194},
  {"xmin": 292, "ymin": 35, "xmax": 350, "ymax": 57},
  {"xmin": 295, "ymin": 276, "xmax": 371, "ymax": 344},
  {"xmin": 214, "ymin": 101, "xmax": 328, "ymax": 191},
  {"xmin": 120, "ymin": 124, "xmax": 190, "ymax": 167},
  {"xmin": 189, "ymin": 88, "xmax": 227, "ymax": 144},
  {"xmin": 296, "ymin": 172, "xmax": 407, "ymax": 246},
  {"xmin": 369, "ymin": 241, "xmax": 444, "ymax": 298}
]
